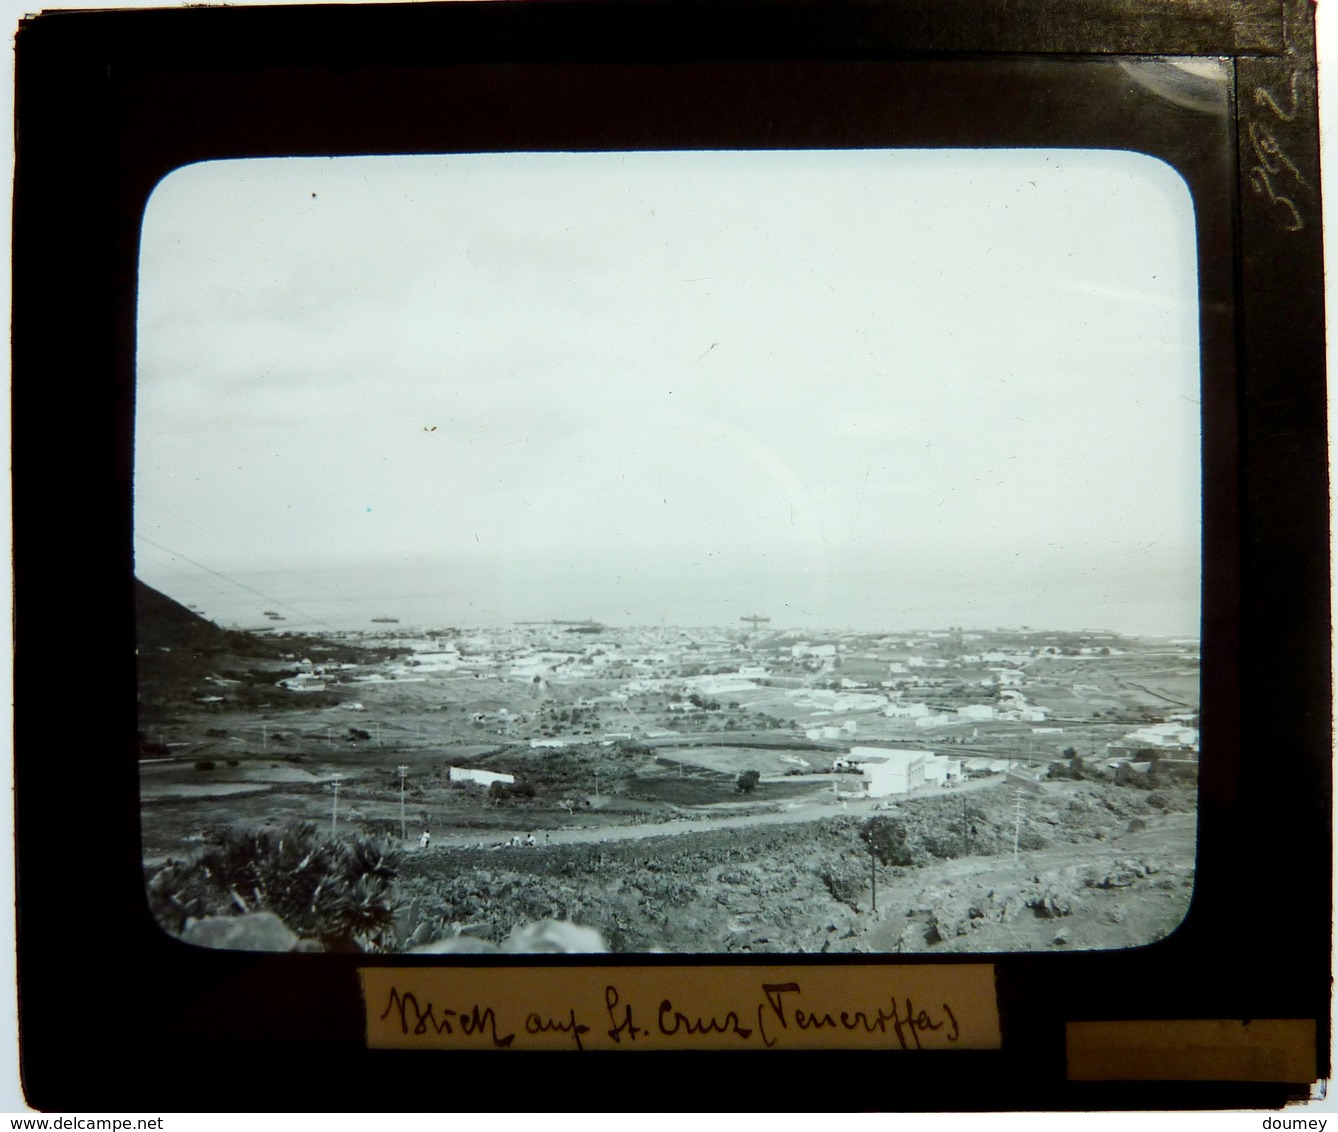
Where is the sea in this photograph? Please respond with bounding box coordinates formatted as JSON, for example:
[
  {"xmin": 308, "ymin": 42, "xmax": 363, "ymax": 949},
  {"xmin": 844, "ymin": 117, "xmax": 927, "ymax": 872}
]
[{"xmin": 135, "ymin": 560, "xmax": 1201, "ymax": 639}]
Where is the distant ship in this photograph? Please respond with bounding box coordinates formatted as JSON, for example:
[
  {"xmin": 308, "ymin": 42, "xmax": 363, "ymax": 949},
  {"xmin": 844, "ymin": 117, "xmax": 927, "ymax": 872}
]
[{"xmin": 371, "ymin": 616, "xmax": 400, "ymax": 624}]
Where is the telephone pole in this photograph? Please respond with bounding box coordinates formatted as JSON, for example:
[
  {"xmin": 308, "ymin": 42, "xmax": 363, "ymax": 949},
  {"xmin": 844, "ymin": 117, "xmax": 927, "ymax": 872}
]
[
  {"xmin": 869, "ymin": 839, "xmax": 878, "ymax": 913},
  {"xmin": 1012, "ymin": 787, "xmax": 1026, "ymax": 858},
  {"xmin": 397, "ymin": 765, "xmax": 409, "ymax": 841},
  {"xmin": 331, "ymin": 772, "xmax": 342, "ymax": 834}
]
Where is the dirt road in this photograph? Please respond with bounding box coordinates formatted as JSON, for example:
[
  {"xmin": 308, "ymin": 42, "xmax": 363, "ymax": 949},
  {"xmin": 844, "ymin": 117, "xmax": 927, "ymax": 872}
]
[{"xmin": 410, "ymin": 777, "xmax": 1006, "ymax": 851}]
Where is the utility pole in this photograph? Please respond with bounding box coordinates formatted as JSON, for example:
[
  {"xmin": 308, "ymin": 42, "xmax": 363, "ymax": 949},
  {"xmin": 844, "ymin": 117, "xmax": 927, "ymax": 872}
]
[
  {"xmin": 1012, "ymin": 788, "xmax": 1026, "ymax": 858},
  {"xmin": 397, "ymin": 765, "xmax": 409, "ymax": 841},
  {"xmin": 331, "ymin": 772, "xmax": 342, "ymax": 834},
  {"xmin": 869, "ymin": 840, "xmax": 877, "ymax": 914}
]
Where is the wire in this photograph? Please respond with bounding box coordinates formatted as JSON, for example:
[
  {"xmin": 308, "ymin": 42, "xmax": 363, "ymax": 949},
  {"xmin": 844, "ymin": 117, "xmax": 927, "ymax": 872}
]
[{"xmin": 133, "ymin": 532, "xmax": 338, "ymax": 631}]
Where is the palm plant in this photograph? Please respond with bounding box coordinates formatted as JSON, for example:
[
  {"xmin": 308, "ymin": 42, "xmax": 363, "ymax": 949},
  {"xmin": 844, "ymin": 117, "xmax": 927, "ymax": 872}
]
[{"xmin": 146, "ymin": 821, "xmax": 402, "ymax": 951}]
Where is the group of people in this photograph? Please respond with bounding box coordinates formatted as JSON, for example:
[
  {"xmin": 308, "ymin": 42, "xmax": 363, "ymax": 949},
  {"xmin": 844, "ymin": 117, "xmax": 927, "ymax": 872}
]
[{"xmin": 419, "ymin": 830, "xmax": 551, "ymax": 849}]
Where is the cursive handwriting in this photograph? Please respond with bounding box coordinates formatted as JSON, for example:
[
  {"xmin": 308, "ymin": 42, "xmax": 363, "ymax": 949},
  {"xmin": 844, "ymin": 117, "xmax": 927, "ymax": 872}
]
[
  {"xmin": 380, "ymin": 987, "xmax": 516, "ymax": 1047},
  {"xmin": 604, "ymin": 983, "xmax": 645, "ymax": 1043},
  {"xmin": 527, "ymin": 1007, "xmax": 591, "ymax": 1051},
  {"xmin": 755, "ymin": 981, "xmax": 960, "ymax": 1050},
  {"xmin": 377, "ymin": 981, "xmax": 964, "ymax": 1050},
  {"xmin": 658, "ymin": 997, "xmax": 753, "ymax": 1040},
  {"xmin": 1253, "ymin": 71, "xmax": 1300, "ymax": 122}
]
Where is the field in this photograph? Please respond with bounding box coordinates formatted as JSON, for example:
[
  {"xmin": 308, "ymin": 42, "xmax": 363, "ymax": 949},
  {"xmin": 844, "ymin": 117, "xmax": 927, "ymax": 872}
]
[{"xmin": 136, "ymin": 588, "xmax": 1200, "ymax": 954}]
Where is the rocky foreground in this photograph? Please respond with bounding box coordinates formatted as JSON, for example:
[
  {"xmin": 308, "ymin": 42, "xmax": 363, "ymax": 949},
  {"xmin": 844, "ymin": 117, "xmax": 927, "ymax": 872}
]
[{"xmin": 393, "ymin": 774, "xmax": 1196, "ymax": 954}]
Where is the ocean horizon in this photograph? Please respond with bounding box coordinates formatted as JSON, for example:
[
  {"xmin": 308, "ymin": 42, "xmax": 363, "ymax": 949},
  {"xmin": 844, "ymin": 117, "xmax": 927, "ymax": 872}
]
[{"xmin": 135, "ymin": 561, "xmax": 1201, "ymax": 639}]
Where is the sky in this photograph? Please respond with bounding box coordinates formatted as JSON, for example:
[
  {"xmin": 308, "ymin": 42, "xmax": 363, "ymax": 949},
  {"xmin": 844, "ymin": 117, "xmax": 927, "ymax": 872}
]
[{"xmin": 134, "ymin": 148, "xmax": 1202, "ymax": 634}]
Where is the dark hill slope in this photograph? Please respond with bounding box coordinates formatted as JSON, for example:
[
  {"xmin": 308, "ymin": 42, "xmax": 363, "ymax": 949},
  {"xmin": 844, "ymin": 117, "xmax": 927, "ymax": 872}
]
[
  {"xmin": 134, "ymin": 579, "xmax": 288, "ymax": 716},
  {"xmin": 134, "ymin": 579, "xmax": 408, "ymax": 719},
  {"xmin": 134, "ymin": 578, "xmax": 235, "ymax": 655}
]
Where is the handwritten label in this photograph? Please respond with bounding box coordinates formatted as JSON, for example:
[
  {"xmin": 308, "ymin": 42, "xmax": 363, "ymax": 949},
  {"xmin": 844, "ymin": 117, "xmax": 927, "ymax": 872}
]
[
  {"xmin": 1247, "ymin": 71, "xmax": 1309, "ymax": 233},
  {"xmin": 360, "ymin": 964, "xmax": 999, "ymax": 1051}
]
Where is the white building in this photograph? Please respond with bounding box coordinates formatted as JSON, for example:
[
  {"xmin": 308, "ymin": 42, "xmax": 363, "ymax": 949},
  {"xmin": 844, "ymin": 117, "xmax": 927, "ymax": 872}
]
[
  {"xmin": 791, "ymin": 643, "xmax": 837, "ymax": 659},
  {"xmin": 277, "ymin": 674, "xmax": 326, "ymax": 692},
  {"xmin": 834, "ymin": 747, "xmax": 934, "ymax": 797},
  {"xmin": 921, "ymin": 757, "xmax": 963, "ymax": 786},
  {"xmin": 448, "ymin": 766, "xmax": 516, "ymax": 788},
  {"xmin": 1117, "ymin": 722, "xmax": 1199, "ymax": 751},
  {"xmin": 914, "ymin": 713, "xmax": 954, "ymax": 730}
]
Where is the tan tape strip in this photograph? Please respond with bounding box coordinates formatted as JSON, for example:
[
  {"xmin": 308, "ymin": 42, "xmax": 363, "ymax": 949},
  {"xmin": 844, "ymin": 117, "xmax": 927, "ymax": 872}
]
[
  {"xmin": 1067, "ymin": 1019, "xmax": 1318, "ymax": 1082},
  {"xmin": 362, "ymin": 963, "xmax": 1000, "ymax": 1051}
]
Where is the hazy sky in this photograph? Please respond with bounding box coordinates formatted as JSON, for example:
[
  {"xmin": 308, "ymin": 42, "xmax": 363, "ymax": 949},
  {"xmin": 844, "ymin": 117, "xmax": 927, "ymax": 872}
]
[{"xmin": 134, "ymin": 149, "xmax": 1202, "ymax": 633}]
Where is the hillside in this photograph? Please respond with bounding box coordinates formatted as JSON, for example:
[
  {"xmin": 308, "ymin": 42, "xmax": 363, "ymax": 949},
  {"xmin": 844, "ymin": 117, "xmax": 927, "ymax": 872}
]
[
  {"xmin": 134, "ymin": 578, "xmax": 409, "ymax": 722},
  {"xmin": 134, "ymin": 578, "xmax": 235, "ymax": 654}
]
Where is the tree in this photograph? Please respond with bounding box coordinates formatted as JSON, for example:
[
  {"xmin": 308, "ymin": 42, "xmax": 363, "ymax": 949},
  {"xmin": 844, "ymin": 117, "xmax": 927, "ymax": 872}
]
[
  {"xmin": 860, "ymin": 816, "xmax": 915, "ymax": 867},
  {"xmin": 736, "ymin": 769, "xmax": 761, "ymax": 793},
  {"xmin": 858, "ymin": 816, "xmax": 915, "ymax": 914}
]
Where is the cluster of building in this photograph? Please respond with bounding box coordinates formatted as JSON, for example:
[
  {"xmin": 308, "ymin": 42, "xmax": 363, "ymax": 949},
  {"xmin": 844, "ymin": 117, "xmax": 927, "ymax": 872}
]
[{"xmin": 302, "ymin": 623, "xmax": 1199, "ymax": 775}]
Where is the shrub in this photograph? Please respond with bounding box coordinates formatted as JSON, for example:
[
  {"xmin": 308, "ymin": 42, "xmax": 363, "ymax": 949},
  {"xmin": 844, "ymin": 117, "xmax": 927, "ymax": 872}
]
[
  {"xmin": 736, "ymin": 770, "xmax": 761, "ymax": 794},
  {"xmin": 492, "ymin": 781, "xmax": 537, "ymax": 808},
  {"xmin": 921, "ymin": 828, "xmax": 969, "ymax": 859},
  {"xmin": 817, "ymin": 856, "xmax": 865, "ymax": 907},
  {"xmin": 1017, "ymin": 828, "xmax": 1049, "ymax": 851},
  {"xmin": 1115, "ymin": 765, "xmax": 1152, "ymax": 789},
  {"xmin": 145, "ymin": 821, "xmax": 402, "ymax": 951},
  {"xmin": 860, "ymin": 816, "xmax": 917, "ymax": 867},
  {"xmin": 193, "ymin": 760, "xmax": 216, "ymax": 772}
]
